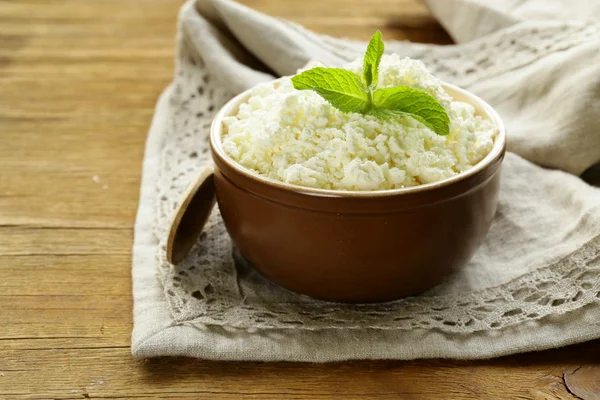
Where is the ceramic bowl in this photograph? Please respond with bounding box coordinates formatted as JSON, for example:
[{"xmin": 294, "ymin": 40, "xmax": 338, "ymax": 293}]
[{"xmin": 210, "ymin": 82, "xmax": 506, "ymax": 303}]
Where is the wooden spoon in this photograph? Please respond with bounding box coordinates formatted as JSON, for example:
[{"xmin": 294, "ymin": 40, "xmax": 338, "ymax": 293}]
[{"xmin": 166, "ymin": 166, "xmax": 216, "ymax": 264}]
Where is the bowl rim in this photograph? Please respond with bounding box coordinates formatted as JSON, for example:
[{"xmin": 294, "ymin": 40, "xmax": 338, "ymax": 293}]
[{"xmin": 210, "ymin": 79, "xmax": 506, "ymax": 198}]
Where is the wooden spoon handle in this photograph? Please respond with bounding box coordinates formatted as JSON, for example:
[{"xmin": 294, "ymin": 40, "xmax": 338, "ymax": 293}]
[{"xmin": 166, "ymin": 166, "xmax": 216, "ymax": 264}]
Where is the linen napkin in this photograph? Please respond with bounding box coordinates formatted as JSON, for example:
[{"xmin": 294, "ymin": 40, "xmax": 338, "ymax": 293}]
[{"xmin": 131, "ymin": 0, "xmax": 600, "ymax": 361}]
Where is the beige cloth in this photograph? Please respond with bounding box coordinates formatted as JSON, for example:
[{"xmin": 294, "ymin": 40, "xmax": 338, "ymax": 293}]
[{"xmin": 131, "ymin": 0, "xmax": 600, "ymax": 361}]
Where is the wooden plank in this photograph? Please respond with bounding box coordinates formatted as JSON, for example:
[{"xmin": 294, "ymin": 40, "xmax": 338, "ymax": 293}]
[
  {"xmin": 2, "ymin": 294, "xmax": 131, "ymax": 350},
  {"xmin": 0, "ymin": 228, "xmax": 131, "ymax": 255},
  {"xmin": 0, "ymin": 255, "xmax": 131, "ymax": 295},
  {"xmin": 0, "ymin": 170, "xmax": 142, "ymax": 228},
  {"xmin": 0, "ymin": 345, "xmax": 594, "ymax": 399}
]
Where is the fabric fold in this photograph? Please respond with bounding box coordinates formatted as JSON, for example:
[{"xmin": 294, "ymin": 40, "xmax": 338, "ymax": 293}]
[
  {"xmin": 425, "ymin": 0, "xmax": 600, "ymax": 43},
  {"xmin": 424, "ymin": 0, "xmax": 519, "ymax": 43},
  {"xmin": 211, "ymin": 0, "xmax": 343, "ymax": 74}
]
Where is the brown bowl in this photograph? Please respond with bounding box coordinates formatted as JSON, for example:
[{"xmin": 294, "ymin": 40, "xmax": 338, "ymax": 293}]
[{"xmin": 210, "ymin": 82, "xmax": 506, "ymax": 303}]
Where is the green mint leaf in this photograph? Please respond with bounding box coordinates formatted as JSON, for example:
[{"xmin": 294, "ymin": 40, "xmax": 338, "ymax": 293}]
[
  {"xmin": 291, "ymin": 67, "xmax": 370, "ymax": 114},
  {"xmin": 371, "ymin": 86, "xmax": 450, "ymax": 136},
  {"xmin": 363, "ymin": 30, "xmax": 384, "ymax": 87},
  {"xmin": 291, "ymin": 31, "xmax": 450, "ymax": 136}
]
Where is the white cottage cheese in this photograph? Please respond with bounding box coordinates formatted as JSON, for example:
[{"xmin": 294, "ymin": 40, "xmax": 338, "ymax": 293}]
[{"xmin": 221, "ymin": 55, "xmax": 496, "ymax": 191}]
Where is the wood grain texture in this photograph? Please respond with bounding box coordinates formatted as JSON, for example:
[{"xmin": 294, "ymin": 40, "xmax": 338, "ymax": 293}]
[{"xmin": 0, "ymin": 0, "xmax": 597, "ymax": 399}]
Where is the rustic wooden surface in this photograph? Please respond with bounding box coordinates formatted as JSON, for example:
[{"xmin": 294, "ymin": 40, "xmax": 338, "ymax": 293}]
[{"xmin": 1, "ymin": 0, "xmax": 598, "ymax": 398}]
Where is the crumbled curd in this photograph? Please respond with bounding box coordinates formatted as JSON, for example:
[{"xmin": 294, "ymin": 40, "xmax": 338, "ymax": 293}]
[{"xmin": 221, "ymin": 55, "xmax": 496, "ymax": 191}]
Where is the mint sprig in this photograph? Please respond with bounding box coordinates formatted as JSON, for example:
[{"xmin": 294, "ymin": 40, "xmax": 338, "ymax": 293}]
[
  {"xmin": 363, "ymin": 30, "xmax": 384, "ymax": 87},
  {"xmin": 291, "ymin": 31, "xmax": 450, "ymax": 136},
  {"xmin": 372, "ymin": 86, "xmax": 450, "ymax": 136},
  {"xmin": 291, "ymin": 67, "xmax": 370, "ymax": 114}
]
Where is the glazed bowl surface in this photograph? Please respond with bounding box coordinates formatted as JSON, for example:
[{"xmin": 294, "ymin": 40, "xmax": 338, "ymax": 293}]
[{"xmin": 210, "ymin": 82, "xmax": 506, "ymax": 303}]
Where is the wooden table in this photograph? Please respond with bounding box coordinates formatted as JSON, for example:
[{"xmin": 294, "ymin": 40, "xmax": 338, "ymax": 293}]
[{"xmin": 1, "ymin": 1, "xmax": 599, "ymax": 398}]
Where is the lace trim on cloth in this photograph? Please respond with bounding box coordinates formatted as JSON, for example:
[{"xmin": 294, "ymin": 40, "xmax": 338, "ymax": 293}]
[
  {"xmin": 154, "ymin": 21, "xmax": 600, "ymax": 334},
  {"xmin": 288, "ymin": 20, "xmax": 600, "ymax": 87}
]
